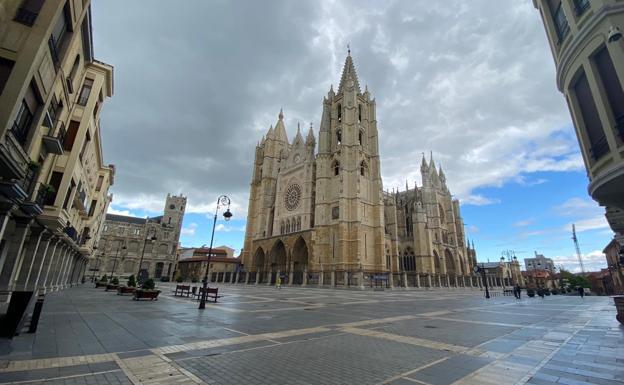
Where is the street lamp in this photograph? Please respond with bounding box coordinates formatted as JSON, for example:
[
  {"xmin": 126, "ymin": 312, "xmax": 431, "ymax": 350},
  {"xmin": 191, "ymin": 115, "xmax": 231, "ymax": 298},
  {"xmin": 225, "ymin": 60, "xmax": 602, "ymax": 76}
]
[
  {"xmin": 137, "ymin": 227, "xmax": 157, "ymax": 284},
  {"xmin": 199, "ymin": 195, "xmax": 232, "ymax": 310},
  {"xmin": 110, "ymin": 241, "xmax": 127, "ymax": 279},
  {"xmin": 473, "ymin": 264, "xmax": 490, "ymax": 299}
]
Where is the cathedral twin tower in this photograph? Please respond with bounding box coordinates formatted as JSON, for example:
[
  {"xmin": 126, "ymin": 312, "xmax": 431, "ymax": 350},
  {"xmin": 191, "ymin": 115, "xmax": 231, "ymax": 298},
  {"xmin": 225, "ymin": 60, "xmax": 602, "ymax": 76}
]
[{"xmin": 242, "ymin": 53, "xmax": 477, "ymax": 288}]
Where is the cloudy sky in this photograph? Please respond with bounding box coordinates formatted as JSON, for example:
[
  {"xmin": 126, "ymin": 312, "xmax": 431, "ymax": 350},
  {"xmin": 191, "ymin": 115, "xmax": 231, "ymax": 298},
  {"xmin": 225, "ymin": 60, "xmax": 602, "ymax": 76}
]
[{"xmin": 91, "ymin": 0, "xmax": 613, "ymax": 273}]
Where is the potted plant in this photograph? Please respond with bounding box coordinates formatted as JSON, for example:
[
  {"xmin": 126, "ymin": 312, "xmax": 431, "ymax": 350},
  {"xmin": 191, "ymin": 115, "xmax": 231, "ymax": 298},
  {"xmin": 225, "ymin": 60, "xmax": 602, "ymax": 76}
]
[
  {"xmin": 133, "ymin": 278, "xmax": 160, "ymax": 300},
  {"xmin": 117, "ymin": 275, "xmax": 137, "ymax": 295},
  {"xmin": 551, "ymin": 289, "xmax": 559, "ymax": 295},
  {"xmin": 106, "ymin": 277, "xmax": 119, "ymax": 291},
  {"xmin": 95, "ymin": 276, "xmax": 108, "ymax": 288},
  {"xmin": 526, "ymin": 288, "xmax": 535, "ymax": 297},
  {"xmin": 27, "ymin": 160, "xmax": 41, "ymax": 171},
  {"xmin": 176, "ymin": 276, "xmax": 184, "ymax": 283}
]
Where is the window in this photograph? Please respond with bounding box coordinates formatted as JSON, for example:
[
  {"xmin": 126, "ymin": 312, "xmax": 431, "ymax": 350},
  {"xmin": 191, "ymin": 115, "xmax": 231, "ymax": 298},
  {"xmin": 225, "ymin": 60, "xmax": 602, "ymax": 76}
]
[
  {"xmin": 332, "ymin": 206, "xmax": 339, "ymax": 220},
  {"xmin": 78, "ymin": 78, "xmax": 93, "ymax": 106},
  {"xmin": 62, "ymin": 179, "xmax": 75, "ymax": 210},
  {"xmin": 44, "ymin": 171, "xmax": 63, "ymax": 206},
  {"xmin": 12, "ymin": 82, "xmax": 40, "ymax": 145},
  {"xmin": 69, "ymin": 55, "xmax": 80, "ymax": 84},
  {"xmin": 573, "ymin": 0, "xmax": 590, "ymax": 16},
  {"xmin": 48, "ymin": 5, "xmax": 70, "ymax": 66},
  {"xmin": 593, "ymin": 46, "xmax": 624, "ymax": 139},
  {"xmin": 88, "ymin": 200, "xmax": 97, "ymax": 216},
  {"xmin": 337, "ymin": 103, "xmax": 342, "ymax": 122},
  {"xmin": 336, "ymin": 129, "xmax": 342, "ymax": 145},
  {"xmin": 95, "ymin": 175, "xmax": 104, "ymax": 191},
  {"xmin": 333, "ymin": 160, "xmax": 340, "ymax": 176},
  {"xmin": 358, "ymin": 130, "xmax": 363, "ymax": 145},
  {"xmin": 358, "ymin": 104, "xmax": 362, "ymax": 122},
  {"xmin": 549, "ymin": 0, "xmax": 570, "ymax": 43},
  {"xmin": 14, "ymin": 0, "xmax": 44, "ymax": 26},
  {"xmin": 573, "ymin": 71, "xmax": 609, "ymax": 160},
  {"xmin": 0, "ymin": 58, "xmax": 14, "ymax": 96},
  {"xmin": 64, "ymin": 120, "xmax": 79, "ymax": 151},
  {"xmin": 79, "ymin": 130, "xmax": 90, "ymax": 161},
  {"xmin": 360, "ymin": 161, "xmax": 367, "ymax": 176}
]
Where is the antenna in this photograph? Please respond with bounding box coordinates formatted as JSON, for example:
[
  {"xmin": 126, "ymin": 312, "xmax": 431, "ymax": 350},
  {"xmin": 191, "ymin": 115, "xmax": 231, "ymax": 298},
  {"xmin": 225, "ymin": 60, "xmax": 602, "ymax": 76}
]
[{"xmin": 572, "ymin": 224, "xmax": 585, "ymax": 274}]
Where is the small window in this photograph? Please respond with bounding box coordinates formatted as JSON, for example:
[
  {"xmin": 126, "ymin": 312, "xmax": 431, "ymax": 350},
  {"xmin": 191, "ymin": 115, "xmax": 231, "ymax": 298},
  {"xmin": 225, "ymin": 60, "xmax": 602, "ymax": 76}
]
[
  {"xmin": 358, "ymin": 104, "xmax": 362, "ymax": 122},
  {"xmin": 78, "ymin": 78, "xmax": 93, "ymax": 106},
  {"xmin": 359, "ymin": 130, "xmax": 364, "ymax": 145},
  {"xmin": 360, "ymin": 161, "xmax": 367, "ymax": 176},
  {"xmin": 336, "ymin": 129, "xmax": 342, "ymax": 145},
  {"xmin": 14, "ymin": 0, "xmax": 44, "ymax": 26},
  {"xmin": 95, "ymin": 175, "xmax": 104, "ymax": 192},
  {"xmin": 64, "ymin": 120, "xmax": 79, "ymax": 151},
  {"xmin": 333, "ymin": 161, "xmax": 340, "ymax": 176},
  {"xmin": 337, "ymin": 103, "xmax": 342, "ymax": 122},
  {"xmin": 332, "ymin": 206, "xmax": 339, "ymax": 219}
]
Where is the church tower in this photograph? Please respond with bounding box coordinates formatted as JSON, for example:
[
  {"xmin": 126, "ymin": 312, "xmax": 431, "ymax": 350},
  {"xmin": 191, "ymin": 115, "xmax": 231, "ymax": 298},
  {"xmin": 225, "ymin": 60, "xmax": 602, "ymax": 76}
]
[
  {"xmin": 314, "ymin": 52, "xmax": 386, "ymax": 273},
  {"xmin": 163, "ymin": 194, "xmax": 186, "ymax": 236}
]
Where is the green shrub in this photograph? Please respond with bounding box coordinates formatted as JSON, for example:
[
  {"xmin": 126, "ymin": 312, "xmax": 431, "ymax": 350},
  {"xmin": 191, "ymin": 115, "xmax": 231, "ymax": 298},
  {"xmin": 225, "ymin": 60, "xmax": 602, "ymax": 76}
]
[
  {"xmin": 110, "ymin": 277, "xmax": 119, "ymax": 285},
  {"xmin": 551, "ymin": 289, "xmax": 559, "ymax": 295},
  {"xmin": 176, "ymin": 276, "xmax": 184, "ymax": 283},
  {"xmin": 99, "ymin": 276, "xmax": 108, "ymax": 283},
  {"xmin": 127, "ymin": 275, "xmax": 136, "ymax": 287},
  {"xmin": 544, "ymin": 290, "xmax": 551, "ymax": 296},
  {"xmin": 142, "ymin": 278, "xmax": 155, "ymax": 290}
]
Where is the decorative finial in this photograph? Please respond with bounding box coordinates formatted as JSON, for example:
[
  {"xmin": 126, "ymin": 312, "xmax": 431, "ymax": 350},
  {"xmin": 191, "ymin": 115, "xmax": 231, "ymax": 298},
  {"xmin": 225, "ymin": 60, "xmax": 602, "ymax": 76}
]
[
  {"xmin": 347, "ymin": 43, "xmax": 351, "ymax": 56},
  {"xmin": 279, "ymin": 108, "xmax": 284, "ymax": 120},
  {"xmin": 297, "ymin": 122, "xmax": 300, "ymax": 132}
]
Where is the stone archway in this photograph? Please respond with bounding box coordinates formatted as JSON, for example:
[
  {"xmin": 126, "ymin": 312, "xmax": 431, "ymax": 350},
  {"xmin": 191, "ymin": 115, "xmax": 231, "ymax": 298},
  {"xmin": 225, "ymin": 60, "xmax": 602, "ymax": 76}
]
[
  {"xmin": 433, "ymin": 250, "xmax": 441, "ymax": 273},
  {"xmin": 457, "ymin": 253, "xmax": 464, "ymax": 276},
  {"xmin": 292, "ymin": 237, "xmax": 308, "ymax": 284},
  {"xmin": 271, "ymin": 240, "xmax": 287, "ymax": 284},
  {"xmin": 254, "ymin": 247, "xmax": 265, "ymax": 283},
  {"xmin": 444, "ymin": 249, "xmax": 455, "ymax": 275}
]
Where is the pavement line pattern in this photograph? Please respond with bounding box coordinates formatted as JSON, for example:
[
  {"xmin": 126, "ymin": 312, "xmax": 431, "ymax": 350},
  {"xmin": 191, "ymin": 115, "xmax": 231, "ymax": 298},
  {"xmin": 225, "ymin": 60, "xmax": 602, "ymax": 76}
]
[
  {"xmin": 376, "ymin": 356, "xmax": 450, "ymax": 385},
  {"xmin": 115, "ymin": 353, "xmax": 202, "ymax": 384},
  {"xmin": 0, "ymin": 353, "xmax": 117, "ymax": 372},
  {"xmin": 341, "ymin": 327, "xmax": 485, "ymax": 356},
  {"xmin": 2, "ymin": 369, "xmax": 124, "ymax": 385},
  {"xmin": 422, "ymin": 316, "xmax": 547, "ymax": 329}
]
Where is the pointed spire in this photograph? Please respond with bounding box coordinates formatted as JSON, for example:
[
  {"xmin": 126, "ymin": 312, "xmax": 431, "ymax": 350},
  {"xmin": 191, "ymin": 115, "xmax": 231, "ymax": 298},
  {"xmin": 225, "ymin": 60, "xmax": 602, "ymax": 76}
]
[
  {"xmin": 274, "ymin": 110, "xmax": 288, "ymax": 143},
  {"xmin": 338, "ymin": 52, "xmax": 361, "ymax": 94},
  {"xmin": 306, "ymin": 122, "xmax": 316, "ymax": 145},
  {"xmin": 266, "ymin": 124, "xmax": 274, "ymax": 139},
  {"xmin": 328, "ymin": 84, "xmax": 335, "ymax": 99},
  {"xmin": 406, "ymin": 180, "xmax": 409, "ymax": 191},
  {"xmin": 293, "ymin": 122, "xmax": 303, "ymax": 144},
  {"xmin": 429, "ymin": 151, "xmax": 435, "ymax": 169},
  {"xmin": 421, "ymin": 152, "xmax": 428, "ymax": 169}
]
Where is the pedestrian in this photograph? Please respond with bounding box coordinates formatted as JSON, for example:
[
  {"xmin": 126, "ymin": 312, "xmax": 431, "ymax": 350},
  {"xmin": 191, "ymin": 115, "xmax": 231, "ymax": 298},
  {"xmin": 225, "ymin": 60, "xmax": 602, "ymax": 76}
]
[
  {"xmin": 515, "ymin": 284, "xmax": 521, "ymax": 299},
  {"xmin": 538, "ymin": 288, "xmax": 545, "ymax": 299},
  {"xmin": 276, "ymin": 275, "xmax": 282, "ymax": 290},
  {"xmin": 577, "ymin": 286, "xmax": 584, "ymax": 298}
]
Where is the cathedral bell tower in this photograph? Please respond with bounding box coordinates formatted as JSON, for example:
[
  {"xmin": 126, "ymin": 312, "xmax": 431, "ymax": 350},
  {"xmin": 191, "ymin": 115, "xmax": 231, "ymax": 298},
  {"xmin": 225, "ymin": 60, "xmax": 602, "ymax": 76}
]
[{"xmin": 314, "ymin": 52, "xmax": 385, "ymax": 273}]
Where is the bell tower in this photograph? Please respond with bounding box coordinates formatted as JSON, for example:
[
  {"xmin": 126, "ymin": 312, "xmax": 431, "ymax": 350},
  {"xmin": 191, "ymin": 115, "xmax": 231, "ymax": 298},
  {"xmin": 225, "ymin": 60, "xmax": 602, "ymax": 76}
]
[{"xmin": 314, "ymin": 52, "xmax": 385, "ymax": 273}]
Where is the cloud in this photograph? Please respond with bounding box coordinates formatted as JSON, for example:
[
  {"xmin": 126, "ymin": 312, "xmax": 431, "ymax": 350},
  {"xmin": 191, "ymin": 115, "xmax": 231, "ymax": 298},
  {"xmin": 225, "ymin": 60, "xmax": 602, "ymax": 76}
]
[
  {"xmin": 553, "ymin": 197, "xmax": 609, "ymax": 233},
  {"xmin": 106, "ymin": 206, "xmax": 137, "ymax": 217},
  {"xmin": 181, "ymin": 222, "xmax": 198, "ymax": 236},
  {"xmin": 92, "ymin": 0, "xmax": 579, "ymax": 227},
  {"xmin": 551, "ymin": 249, "xmax": 607, "ymax": 273},
  {"xmin": 215, "ymin": 224, "xmax": 246, "ymax": 233},
  {"xmin": 513, "ymin": 219, "xmax": 534, "ymax": 227}
]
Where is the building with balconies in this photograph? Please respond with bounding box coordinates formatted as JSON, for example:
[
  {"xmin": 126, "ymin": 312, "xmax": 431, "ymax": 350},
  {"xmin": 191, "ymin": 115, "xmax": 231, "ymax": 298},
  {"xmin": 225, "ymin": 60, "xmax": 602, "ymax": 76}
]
[
  {"xmin": 0, "ymin": 0, "xmax": 114, "ymax": 327},
  {"xmin": 533, "ymin": 0, "xmax": 624, "ymax": 236}
]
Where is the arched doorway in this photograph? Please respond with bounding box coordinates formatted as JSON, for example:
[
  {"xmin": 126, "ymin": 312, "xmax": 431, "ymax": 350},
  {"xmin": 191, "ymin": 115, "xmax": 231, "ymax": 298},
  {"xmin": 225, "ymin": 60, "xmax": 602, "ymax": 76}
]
[
  {"xmin": 433, "ymin": 250, "xmax": 440, "ymax": 273},
  {"xmin": 271, "ymin": 240, "xmax": 287, "ymax": 284},
  {"xmin": 445, "ymin": 249, "xmax": 455, "ymax": 286},
  {"xmin": 155, "ymin": 262, "xmax": 164, "ymax": 278},
  {"xmin": 292, "ymin": 237, "xmax": 308, "ymax": 284},
  {"xmin": 254, "ymin": 247, "xmax": 265, "ymax": 283}
]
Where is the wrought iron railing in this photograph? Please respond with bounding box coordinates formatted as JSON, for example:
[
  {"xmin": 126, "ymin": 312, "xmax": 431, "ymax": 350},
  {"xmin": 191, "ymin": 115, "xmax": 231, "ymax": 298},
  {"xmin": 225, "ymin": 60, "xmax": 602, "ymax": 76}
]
[
  {"xmin": 14, "ymin": 7, "xmax": 38, "ymax": 26},
  {"xmin": 574, "ymin": 0, "xmax": 590, "ymax": 16},
  {"xmin": 590, "ymin": 135, "xmax": 610, "ymax": 161},
  {"xmin": 34, "ymin": 186, "xmax": 49, "ymax": 207},
  {"xmin": 11, "ymin": 118, "xmax": 31, "ymax": 147},
  {"xmin": 17, "ymin": 167, "xmax": 38, "ymax": 197}
]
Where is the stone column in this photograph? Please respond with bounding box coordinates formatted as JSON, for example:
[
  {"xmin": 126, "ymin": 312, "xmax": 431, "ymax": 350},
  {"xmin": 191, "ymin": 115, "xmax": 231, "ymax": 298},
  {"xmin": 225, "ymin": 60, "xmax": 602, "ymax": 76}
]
[
  {"xmin": 358, "ymin": 270, "xmax": 364, "ymax": 289},
  {"xmin": 254, "ymin": 270, "xmax": 260, "ymax": 284},
  {"xmin": 0, "ymin": 202, "xmax": 15, "ymax": 242},
  {"xmin": 319, "ymin": 270, "xmax": 324, "ymax": 286},
  {"xmin": 302, "ymin": 268, "xmax": 308, "ymax": 286},
  {"xmin": 427, "ymin": 273, "xmax": 432, "ymax": 288},
  {"xmin": 54, "ymin": 248, "xmax": 72, "ymax": 289},
  {"xmin": 0, "ymin": 217, "xmax": 31, "ymax": 291},
  {"xmin": 403, "ymin": 272, "xmax": 408, "ymax": 288},
  {"xmin": 343, "ymin": 271, "xmax": 348, "ymax": 287},
  {"xmin": 416, "ymin": 274, "xmax": 420, "ymax": 288},
  {"xmin": 266, "ymin": 269, "xmax": 272, "ymax": 285},
  {"xmin": 27, "ymin": 233, "xmax": 53, "ymax": 291},
  {"xmin": 446, "ymin": 275, "xmax": 450, "ymax": 287},
  {"xmin": 14, "ymin": 227, "xmax": 45, "ymax": 291},
  {"xmin": 330, "ymin": 270, "xmax": 335, "ymax": 287},
  {"xmin": 40, "ymin": 238, "xmax": 61, "ymax": 292},
  {"xmin": 436, "ymin": 274, "xmax": 441, "ymax": 287},
  {"xmin": 62, "ymin": 253, "xmax": 78, "ymax": 288},
  {"xmin": 50, "ymin": 245, "xmax": 69, "ymax": 290}
]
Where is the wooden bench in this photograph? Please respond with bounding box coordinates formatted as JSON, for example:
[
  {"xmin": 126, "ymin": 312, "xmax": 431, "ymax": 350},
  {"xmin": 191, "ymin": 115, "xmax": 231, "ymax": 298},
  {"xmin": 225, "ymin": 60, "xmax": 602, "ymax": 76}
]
[
  {"xmin": 194, "ymin": 287, "xmax": 222, "ymax": 303},
  {"xmin": 173, "ymin": 284, "xmax": 191, "ymax": 297}
]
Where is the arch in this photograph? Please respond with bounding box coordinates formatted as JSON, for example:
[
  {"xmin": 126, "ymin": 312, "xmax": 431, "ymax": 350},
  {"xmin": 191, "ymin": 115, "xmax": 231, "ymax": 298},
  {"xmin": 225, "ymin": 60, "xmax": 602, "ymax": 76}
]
[
  {"xmin": 433, "ymin": 250, "xmax": 440, "ymax": 272},
  {"xmin": 444, "ymin": 249, "xmax": 455, "ymax": 275},
  {"xmin": 333, "ymin": 160, "xmax": 340, "ymax": 176},
  {"xmin": 270, "ymin": 240, "xmax": 288, "ymax": 273},
  {"xmin": 457, "ymin": 253, "xmax": 464, "ymax": 275},
  {"xmin": 155, "ymin": 262, "xmax": 164, "ymax": 278},
  {"xmin": 292, "ymin": 236, "xmax": 309, "ymax": 284},
  {"xmin": 358, "ymin": 104, "xmax": 362, "ymax": 123},
  {"xmin": 254, "ymin": 247, "xmax": 266, "ymax": 271}
]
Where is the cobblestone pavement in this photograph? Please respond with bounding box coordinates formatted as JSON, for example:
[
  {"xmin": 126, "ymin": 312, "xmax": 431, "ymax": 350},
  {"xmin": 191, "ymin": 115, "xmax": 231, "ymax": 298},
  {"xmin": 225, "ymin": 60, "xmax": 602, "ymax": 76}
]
[{"xmin": 0, "ymin": 284, "xmax": 622, "ymax": 384}]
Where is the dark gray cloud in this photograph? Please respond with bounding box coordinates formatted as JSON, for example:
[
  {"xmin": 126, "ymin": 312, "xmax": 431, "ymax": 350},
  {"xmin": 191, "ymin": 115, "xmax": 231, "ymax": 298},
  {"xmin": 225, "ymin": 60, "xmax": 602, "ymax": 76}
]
[{"xmin": 92, "ymin": 0, "xmax": 576, "ymax": 214}]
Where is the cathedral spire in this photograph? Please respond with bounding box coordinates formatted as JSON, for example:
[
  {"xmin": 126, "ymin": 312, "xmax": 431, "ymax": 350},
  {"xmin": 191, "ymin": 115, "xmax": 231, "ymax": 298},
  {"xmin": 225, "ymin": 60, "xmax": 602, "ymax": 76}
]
[
  {"xmin": 338, "ymin": 52, "xmax": 361, "ymax": 94},
  {"xmin": 306, "ymin": 122, "xmax": 316, "ymax": 146},
  {"xmin": 293, "ymin": 122, "xmax": 303, "ymax": 144},
  {"xmin": 274, "ymin": 109, "xmax": 288, "ymax": 143}
]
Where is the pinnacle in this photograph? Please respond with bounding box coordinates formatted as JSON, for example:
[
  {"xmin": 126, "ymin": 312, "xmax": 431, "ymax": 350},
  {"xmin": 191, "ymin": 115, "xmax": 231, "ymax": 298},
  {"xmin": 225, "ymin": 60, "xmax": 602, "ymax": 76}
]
[{"xmin": 338, "ymin": 53, "xmax": 361, "ymax": 94}]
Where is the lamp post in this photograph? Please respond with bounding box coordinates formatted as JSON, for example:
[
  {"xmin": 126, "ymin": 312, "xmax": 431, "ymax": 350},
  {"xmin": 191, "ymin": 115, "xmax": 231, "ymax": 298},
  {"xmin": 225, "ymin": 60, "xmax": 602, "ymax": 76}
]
[
  {"xmin": 110, "ymin": 242, "xmax": 126, "ymax": 280},
  {"xmin": 474, "ymin": 264, "xmax": 490, "ymax": 299},
  {"xmin": 137, "ymin": 227, "xmax": 157, "ymax": 284},
  {"xmin": 199, "ymin": 195, "xmax": 232, "ymax": 310},
  {"xmin": 90, "ymin": 247, "xmax": 100, "ymax": 282}
]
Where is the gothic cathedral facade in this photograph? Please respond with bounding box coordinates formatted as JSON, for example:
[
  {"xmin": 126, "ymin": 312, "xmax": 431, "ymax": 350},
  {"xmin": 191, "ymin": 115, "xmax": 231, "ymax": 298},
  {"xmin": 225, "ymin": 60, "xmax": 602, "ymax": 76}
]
[{"xmin": 242, "ymin": 54, "xmax": 477, "ymax": 288}]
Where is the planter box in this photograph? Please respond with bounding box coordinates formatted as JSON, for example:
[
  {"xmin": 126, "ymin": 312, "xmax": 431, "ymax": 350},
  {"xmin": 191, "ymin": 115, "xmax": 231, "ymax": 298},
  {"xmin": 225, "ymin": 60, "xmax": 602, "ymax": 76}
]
[
  {"xmin": 105, "ymin": 284, "xmax": 119, "ymax": 291},
  {"xmin": 614, "ymin": 296, "xmax": 624, "ymax": 325},
  {"xmin": 95, "ymin": 282, "xmax": 108, "ymax": 288},
  {"xmin": 117, "ymin": 286, "xmax": 136, "ymax": 295},
  {"xmin": 133, "ymin": 289, "xmax": 160, "ymax": 301}
]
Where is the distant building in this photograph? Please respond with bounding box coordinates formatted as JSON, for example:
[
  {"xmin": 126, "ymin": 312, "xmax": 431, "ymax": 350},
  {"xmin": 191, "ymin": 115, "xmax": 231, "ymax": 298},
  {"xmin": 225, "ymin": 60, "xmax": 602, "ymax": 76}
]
[
  {"xmin": 587, "ymin": 269, "xmax": 615, "ymax": 295},
  {"xmin": 479, "ymin": 257, "xmax": 524, "ymax": 288},
  {"xmin": 176, "ymin": 247, "xmax": 240, "ymax": 283},
  {"xmin": 524, "ymin": 253, "xmax": 555, "ymax": 272},
  {"xmin": 90, "ymin": 194, "xmax": 186, "ymax": 280},
  {"xmin": 522, "ymin": 270, "xmax": 555, "ymax": 290}
]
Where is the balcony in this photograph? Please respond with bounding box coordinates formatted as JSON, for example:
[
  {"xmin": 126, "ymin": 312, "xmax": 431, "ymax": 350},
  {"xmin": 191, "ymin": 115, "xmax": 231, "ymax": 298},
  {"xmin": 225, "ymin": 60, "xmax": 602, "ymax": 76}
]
[
  {"xmin": 64, "ymin": 225, "xmax": 79, "ymax": 243},
  {"xmin": 19, "ymin": 185, "xmax": 48, "ymax": 216},
  {"xmin": 14, "ymin": 7, "xmax": 38, "ymax": 26},
  {"xmin": 42, "ymin": 122, "xmax": 66, "ymax": 155},
  {"xmin": 11, "ymin": 118, "xmax": 31, "ymax": 147}
]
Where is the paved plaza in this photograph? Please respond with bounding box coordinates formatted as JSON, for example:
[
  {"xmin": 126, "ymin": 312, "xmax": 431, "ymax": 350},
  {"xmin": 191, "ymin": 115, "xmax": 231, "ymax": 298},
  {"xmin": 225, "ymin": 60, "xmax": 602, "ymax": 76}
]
[{"xmin": 0, "ymin": 284, "xmax": 622, "ymax": 385}]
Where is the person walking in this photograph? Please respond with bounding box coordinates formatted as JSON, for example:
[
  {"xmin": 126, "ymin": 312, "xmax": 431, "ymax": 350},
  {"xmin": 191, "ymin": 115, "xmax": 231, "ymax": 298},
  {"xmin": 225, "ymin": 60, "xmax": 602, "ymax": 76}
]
[
  {"xmin": 515, "ymin": 284, "xmax": 521, "ymax": 299},
  {"xmin": 578, "ymin": 286, "xmax": 584, "ymax": 298},
  {"xmin": 276, "ymin": 275, "xmax": 282, "ymax": 290}
]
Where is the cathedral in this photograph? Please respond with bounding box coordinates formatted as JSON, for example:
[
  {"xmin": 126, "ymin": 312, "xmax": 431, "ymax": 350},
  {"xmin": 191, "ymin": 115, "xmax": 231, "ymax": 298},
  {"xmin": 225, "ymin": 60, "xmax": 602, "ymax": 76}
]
[{"xmin": 241, "ymin": 53, "xmax": 477, "ymax": 288}]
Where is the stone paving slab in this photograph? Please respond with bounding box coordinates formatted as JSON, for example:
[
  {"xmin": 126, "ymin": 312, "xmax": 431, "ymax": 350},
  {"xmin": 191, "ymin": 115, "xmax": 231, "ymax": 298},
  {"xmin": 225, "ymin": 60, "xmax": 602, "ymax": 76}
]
[{"xmin": 0, "ymin": 284, "xmax": 621, "ymax": 385}]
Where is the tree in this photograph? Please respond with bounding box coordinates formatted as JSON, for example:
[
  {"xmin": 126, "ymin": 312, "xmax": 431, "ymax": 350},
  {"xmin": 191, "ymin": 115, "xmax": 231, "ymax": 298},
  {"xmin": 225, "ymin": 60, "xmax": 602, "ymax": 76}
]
[{"xmin": 559, "ymin": 268, "xmax": 590, "ymax": 288}]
